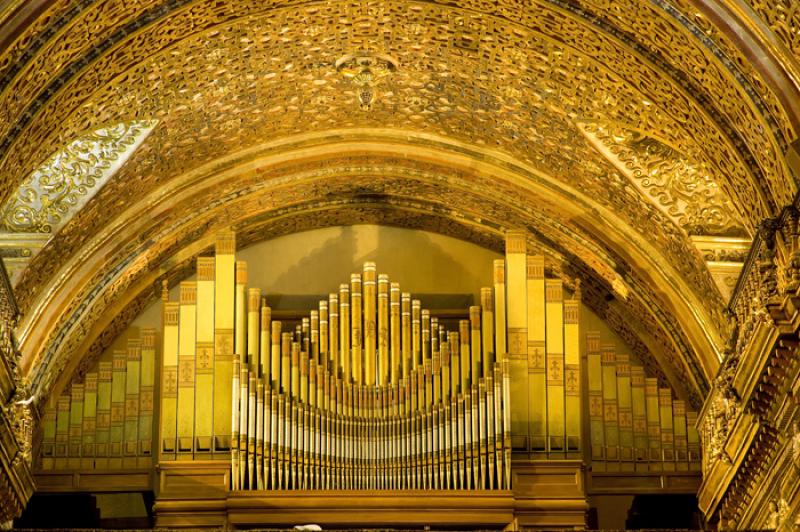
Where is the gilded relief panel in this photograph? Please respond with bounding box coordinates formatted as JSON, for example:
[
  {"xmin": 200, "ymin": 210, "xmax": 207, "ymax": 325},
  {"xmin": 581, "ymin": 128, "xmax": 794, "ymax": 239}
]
[
  {"xmin": 9, "ymin": 7, "xmax": 728, "ymax": 330},
  {"xmin": 0, "ymin": 0, "xmax": 788, "ymax": 228},
  {"xmin": 578, "ymin": 121, "xmax": 745, "ymax": 237},
  {"xmin": 570, "ymin": 0, "xmax": 794, "ymax": 205},
  {"xmin": 1, "ymin": 120, "xmax": 155, "ymax": 234}
]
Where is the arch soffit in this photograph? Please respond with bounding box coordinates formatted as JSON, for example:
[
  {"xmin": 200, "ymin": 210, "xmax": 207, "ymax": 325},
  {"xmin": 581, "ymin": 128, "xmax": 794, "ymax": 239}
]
[{"xmin": 18, "ymin": 132, "xmax": 720, "ymax": 408}]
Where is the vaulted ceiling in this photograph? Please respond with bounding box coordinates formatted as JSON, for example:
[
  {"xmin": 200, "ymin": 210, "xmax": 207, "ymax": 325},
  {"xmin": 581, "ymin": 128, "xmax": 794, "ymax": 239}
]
[{"xmin": 1, "ymin": 0, "xmax": 798, "ymax": 409}]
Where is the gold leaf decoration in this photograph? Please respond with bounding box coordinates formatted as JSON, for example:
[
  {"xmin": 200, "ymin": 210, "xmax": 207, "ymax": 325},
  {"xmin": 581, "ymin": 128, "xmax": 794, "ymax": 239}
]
[
  {"xmin": 578, "ymin": 121, "xmax": 746, "ymax": 238},
  {"xmin": 1, "ymin": 120, "xmax": 156, "ymax": 233}
]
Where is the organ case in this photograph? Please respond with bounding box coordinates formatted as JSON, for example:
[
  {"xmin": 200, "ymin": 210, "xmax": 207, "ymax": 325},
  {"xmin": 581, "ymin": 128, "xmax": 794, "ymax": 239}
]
[{"xmin": 32, "ymin": 229, "xmax": 704, "ymax": 527}]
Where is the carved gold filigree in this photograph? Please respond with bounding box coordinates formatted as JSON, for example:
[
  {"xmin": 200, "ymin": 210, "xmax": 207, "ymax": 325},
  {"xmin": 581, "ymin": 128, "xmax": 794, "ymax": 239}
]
[
  {"xmin": 0, "ymin": 0, "xmax": 778, "ymax": 232},
  {"xmin": 700, "ymin": 354, "xmax": 741, "ymax": 472},
  {"xmin": 578, "ymin": 122, "xmax": 745, "ymax": 237},
  {"xmin": 0, "ymin": 120, "xmax": 156, "ymax": 233},
  {"xmin": 6, "ymin": 6, "xmax": 730, "ymax": 332},
  {"xmin": 0, "ymin": 0, "xmax": 758, "ymax": 421},
  {"xmin": 336, "ymin": 53, "xmax": 398, "ymax": 111},
  {"xmin": 0, "ymin": 2, "xmax": 737, "ymax": 364},
  {"xmin": 6, "ymin": 0, "xmax": 790, "ymax": 172},
  {"xmin": 745, "ymin": 1, "xmax": 800, "ymax": 65}
]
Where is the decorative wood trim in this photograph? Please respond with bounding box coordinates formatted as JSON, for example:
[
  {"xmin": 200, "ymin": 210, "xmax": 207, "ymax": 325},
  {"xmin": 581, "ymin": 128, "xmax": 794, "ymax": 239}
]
[
  {"xmin": 151, "ymin": 460, "xmax": 588, "ymax": 529},
  {"xmin": 34, "ymin": 469, "xmax": 153, "ymax": 493}
]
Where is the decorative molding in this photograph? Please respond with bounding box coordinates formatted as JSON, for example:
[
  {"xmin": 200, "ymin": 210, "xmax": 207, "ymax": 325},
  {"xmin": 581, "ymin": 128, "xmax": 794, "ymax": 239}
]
[
  {"xmin": 0, "ymin": 233, "xmax": 49, "ymax": 285},
  {"xmin": 699, "ymin": 197, "xmax": 800, "ymax": 527},
  {"xmin": 690, "ymin": 236, "xmax": 751, "ymax": 302}
]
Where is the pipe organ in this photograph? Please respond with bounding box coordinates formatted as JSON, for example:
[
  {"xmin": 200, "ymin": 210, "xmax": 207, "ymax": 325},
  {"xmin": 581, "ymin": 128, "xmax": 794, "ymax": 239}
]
[
  {"xmin": 223, "ymin": 276, "xmax": 514, "ymax": 491},
  {"xmin": 586, "ymin": 332, "xmax": 702, "ymax": 472},
  {"xmin": 34, "ymin": 229, "xmax": 703, "ymax": 525},
  {"xmin": 39, "ymin": 331, "xmax": 157, "ymax": 470},
  {"xmin": 220, "ymin": 243, "xmax": 514, "ymax": 490},
  {"xmin": 154, "ymin": 230, "xmax": 583, "ymax": 490}
]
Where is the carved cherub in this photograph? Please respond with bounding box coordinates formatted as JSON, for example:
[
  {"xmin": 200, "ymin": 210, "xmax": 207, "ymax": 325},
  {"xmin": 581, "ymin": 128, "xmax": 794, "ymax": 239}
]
[
  {"xmin": 766, "ymin": 498, "xmax": 790, "ymax": 530},
  {"xmin": 9, "ymin": 383, "xmax": 35, "ymax": 464},
  {"xmin": 767, "ymin": 499, "xmax": 779, "ymax": 530}
]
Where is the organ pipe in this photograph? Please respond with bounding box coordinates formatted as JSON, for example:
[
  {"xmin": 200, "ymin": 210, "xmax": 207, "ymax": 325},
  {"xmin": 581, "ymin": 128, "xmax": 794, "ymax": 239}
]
[{"xmin": 219, "ymin": 257, "xmax": 513, "ymax": 491}]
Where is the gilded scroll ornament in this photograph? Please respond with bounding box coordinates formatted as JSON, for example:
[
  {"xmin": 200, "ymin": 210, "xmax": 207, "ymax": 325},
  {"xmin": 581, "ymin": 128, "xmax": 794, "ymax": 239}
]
[
  {"xmin": 578, "ymin": 122, "xmax": 744, "ymax": 237},
  {"xmin": 0, "ymin": 120, "xmax": 156, "ymax": 234},
  {"xmin": 745, "ymin": 1, "xmax": 800, "ymax": 64}
]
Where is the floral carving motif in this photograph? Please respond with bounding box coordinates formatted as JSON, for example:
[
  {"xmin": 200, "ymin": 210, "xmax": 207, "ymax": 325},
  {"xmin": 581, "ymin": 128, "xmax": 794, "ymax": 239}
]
[
  {"xmin": 1, "ymin": 120, "xmax": 155, "ymax": 233},
  {"xmin": 578, "ymin": 122, "xmax": 745, "ymax": 237},
  {"xmin": 746, "ymin": 1, "xmax": 800, "ymax": 63}
]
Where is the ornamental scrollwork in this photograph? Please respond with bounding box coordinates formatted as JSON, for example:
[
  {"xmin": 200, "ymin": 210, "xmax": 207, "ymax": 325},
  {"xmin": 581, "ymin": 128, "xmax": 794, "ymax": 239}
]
[
  {"xmin": 577, "ymin": 122, "xmax": 744, "ymax": 238},
  {"xmin": 745, "ymin": 1, "xmax": 800, "ymax": 64},
  {"xmin": 0, "ymin": 120, "xmax": 156, "ymax": 234}
]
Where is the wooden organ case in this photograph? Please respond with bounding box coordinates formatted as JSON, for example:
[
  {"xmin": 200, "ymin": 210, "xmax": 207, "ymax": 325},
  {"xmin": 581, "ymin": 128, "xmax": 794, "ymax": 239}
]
[{"xmin": 35, "ymin": 230, "xmax": 702, "ymax": 529}]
